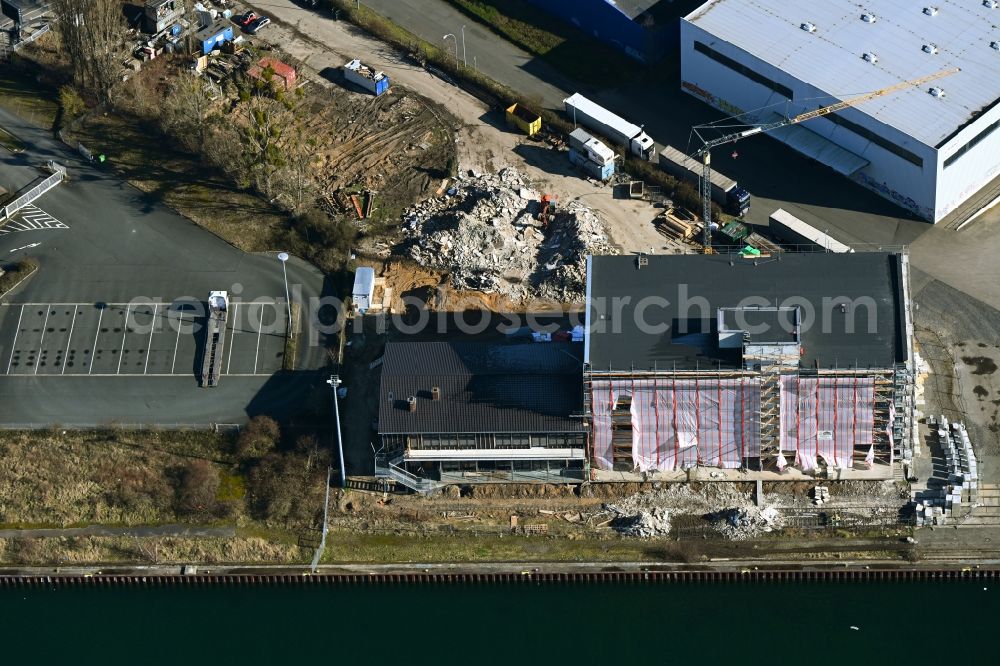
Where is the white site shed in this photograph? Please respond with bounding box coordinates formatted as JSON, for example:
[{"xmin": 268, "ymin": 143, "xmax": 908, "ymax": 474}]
[
  {"xmin": 680, "ymin": 0, "xmax": 1000, "ymax": 224},
  {"xmin": 352, "ymin": 266, "xmax": 375, "ymax": 314}
]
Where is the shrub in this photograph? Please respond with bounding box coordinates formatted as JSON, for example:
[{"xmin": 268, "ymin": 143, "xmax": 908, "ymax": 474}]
[
  {"xmin": 174, "ymin": 459, "xmax": 220, "ymax": 516},
  {"xmin": 235, "ymin": 415, "xmax": 281, "ymax": 460},
  {"xmin": 59, "ymin": 85, "xmax": 87, "ymax": 119}
]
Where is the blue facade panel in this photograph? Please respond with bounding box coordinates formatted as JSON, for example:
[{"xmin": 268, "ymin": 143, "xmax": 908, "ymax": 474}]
[
  {"xmin": 199, "ymin": 25, "xmax": 233, "ymax": 55},
  {"xmin": 525, "ymin": 0, "xmax": 675, "ymax": 62}
]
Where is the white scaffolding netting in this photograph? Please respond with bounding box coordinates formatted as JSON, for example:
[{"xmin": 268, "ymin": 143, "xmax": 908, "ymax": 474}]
[
  {"xmin": 779, "ymin": 376, "xmax": 875, "ymax": 470},
  {"xmin": 591, "ymin": 378, "xmax": 761, "ymax": 472}
]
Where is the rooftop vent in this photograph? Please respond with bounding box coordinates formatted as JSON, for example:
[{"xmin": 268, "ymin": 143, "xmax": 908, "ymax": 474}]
[
  {"xmin": 862, "ymin": 51, "xmax": 879, "ymax": 63},
  {"xmin": 407, "ymin": 396, "xmax": 417, "ymax": 412},
  {"xmin": 922, "ymin": 43, "xmax": 939, "ymax": 54},
  {"xmin": 800, "ymin": 21, "xmax": 816, "ymax": 33},
  {"xmin": 929, "ymin": 86, "xmax": 947, "ymax": 98},
  {"xmin": 984, "ymin": 0, "xmax": 998, "ymax": 9},
  {"xmin": 861, "ymin": 12, "xmax": 877, "ymax": 23},
  {"xmin": 923, "ymin": 6, "xmax": 938, "ymax": 16},
  {"xmin": 992, "ymin": 41, "xmax": 1000, "ymax": 50},
  {"xmin": 431, "ymin": 386, "xmax": 441, "ymax": 401}
]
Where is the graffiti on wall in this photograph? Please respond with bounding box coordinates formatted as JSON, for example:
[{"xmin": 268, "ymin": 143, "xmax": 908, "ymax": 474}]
[
  {"xmin": 855, "ymin": 172, "xmax": 933, "ymax": 220},
  {"xmin": 681, "ymin": 81, "xmax": 751, "ymax": 121}
]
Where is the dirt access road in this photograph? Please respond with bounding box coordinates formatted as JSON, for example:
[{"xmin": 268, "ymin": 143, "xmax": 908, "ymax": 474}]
[{"xmin": 245, "ymin": 1, "xmax": 669, "ymax": 256}]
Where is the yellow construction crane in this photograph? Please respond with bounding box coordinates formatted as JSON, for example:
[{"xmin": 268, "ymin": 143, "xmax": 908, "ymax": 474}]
[{"xmin": 694, "ymin": 67, "xmax": 959, "ymax": 252}]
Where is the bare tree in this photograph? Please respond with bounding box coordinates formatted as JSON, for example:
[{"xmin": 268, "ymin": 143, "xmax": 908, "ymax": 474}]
[
  {"xmin": 162, "ymin": 73, "xmax": 214, "ymax": 151},
  {"xmin": 276, "ymin": 127, "xmax": 319, "ymax": 214},
  {"xmin": 240, "ymin": 95, "xmax": 290, "ymax": 197},
  {"xmin": 53, "ymin": 0, "xmax": 128, "ymax": 106}
]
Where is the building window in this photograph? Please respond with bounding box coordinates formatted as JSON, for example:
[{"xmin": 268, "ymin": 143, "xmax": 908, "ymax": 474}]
[
  {"xmin": 510, "ymin": 434, "xmax": 530, "ymax": 448},
  {"xmin": 824, "ymin": 112, "xmax": 924, "ymax": 167},
  {"xmin": 944, "ymin": 118, "xmax": 1000, "ymax": 169},
  {"xmin": 693, "ymin": 41, "xmax": 794, "ymax": 99}
]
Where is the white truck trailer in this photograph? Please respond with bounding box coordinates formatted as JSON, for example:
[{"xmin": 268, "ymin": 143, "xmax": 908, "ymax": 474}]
[
  {"xmin": 768, "ymin": 209, "xmax": 853, "ymax": 253},
  {"xmin": 352, "ymin": 266, "xmax": 376, "ymax": 314},
  {"xmin": 563, "ymin": 93, "xmax": 655, "ymax": 160}
]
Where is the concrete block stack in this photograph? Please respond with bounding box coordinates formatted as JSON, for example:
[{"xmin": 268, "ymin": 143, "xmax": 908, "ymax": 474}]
[{"xmin": 912, "ymin": 415, "xmax": 979, "ymax": 526}]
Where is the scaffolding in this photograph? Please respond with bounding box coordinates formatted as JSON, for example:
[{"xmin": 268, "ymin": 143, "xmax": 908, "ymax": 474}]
[{"xmin": 585, "ymin": 364, "xmax": 901, "ymax": 475}]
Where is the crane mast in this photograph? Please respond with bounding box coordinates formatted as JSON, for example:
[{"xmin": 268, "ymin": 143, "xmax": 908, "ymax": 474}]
[{"xmin": 694, "ymin": 67, "xmax": 958, "ymax": 251}]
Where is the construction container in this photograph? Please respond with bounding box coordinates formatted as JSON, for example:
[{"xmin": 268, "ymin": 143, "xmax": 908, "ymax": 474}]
[
  {"xmin": 768, "ymin": 208, "xmax": 853, "ymax": 253},
  {"xmin": 719, "ymin": 220, "xmax": 749, "ymax": 244},
  {"xmin": 569, "ymin": 148, "xmax": 614, "ymax": 181},
  {"xmin": 344, "ymin": 58, "xmax": 389, "ymax": 96},
  {"xmin": 352, "ymin": 266, "xmax": 376, "ymax": 314},
  {"xmin": 505, "ymin": 103, "xmax": 541, "ymax": 137},
  {"xmin": 568, "ymin": 128, "xmax": 614, "ymax": 166},
  {"xmin": 194, "ymin": 19, "xmax": 233, "ymax": 55}
]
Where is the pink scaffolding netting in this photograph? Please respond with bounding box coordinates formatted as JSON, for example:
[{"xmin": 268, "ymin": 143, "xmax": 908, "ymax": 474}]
[
  {"xmin": 779, "ymin": 375, "xmax": 875, "ymax": 470},
  {"xmin": 591, "ymin": 378, "xmax": 760, "ymax": 472}
]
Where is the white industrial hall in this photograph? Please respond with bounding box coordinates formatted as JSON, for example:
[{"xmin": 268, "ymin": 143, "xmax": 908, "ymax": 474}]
[{"xmin": 680, "ymin": 0, "xmax": 1000, "ymax": 223}]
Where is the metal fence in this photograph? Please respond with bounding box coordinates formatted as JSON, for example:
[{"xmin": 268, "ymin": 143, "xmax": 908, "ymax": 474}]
[{"xmin": 1, "ymin": 169, "xmax": 64, "ymax": 221}]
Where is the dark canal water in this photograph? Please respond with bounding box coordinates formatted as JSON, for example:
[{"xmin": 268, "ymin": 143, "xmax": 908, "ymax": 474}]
[{"xmin": 1, "ymin": 581, "xmax": 995, "ymax": 663}]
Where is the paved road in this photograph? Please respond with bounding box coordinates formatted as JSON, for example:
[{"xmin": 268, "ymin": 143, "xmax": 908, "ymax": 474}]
[{"xmin": 0, "ymin": 107, "xmax": 335, "ymax": 426}]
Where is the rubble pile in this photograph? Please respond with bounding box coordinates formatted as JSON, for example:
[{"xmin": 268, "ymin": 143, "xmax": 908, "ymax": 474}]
[
  {"xmin": 709, "ymin": 506, "xmax": 783, "ymax": 541},
  {"xmin": 402, "ymin": 167, "xmax": 617, "ymax": 302},
  {"xmin": 611, "ymin": 507, "xmax": 671, "ymax": 538},
  {"xmin": 605, "ymin": 484, "xmax": 783, "ymax": 540}
]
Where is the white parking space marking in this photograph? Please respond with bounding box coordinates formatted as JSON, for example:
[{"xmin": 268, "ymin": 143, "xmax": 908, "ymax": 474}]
[
  {"xmin": 88, "ymin": 307, "xmax": 104, "ymax": 375},
  {"xmin": 1, "ymin": 301, "xmax": 284, "ymax": 377},
  {"xmin": 116, "ymin": 304, "xmax": 130, "ymax": 375},
  {"xmin": 144, "ymin": 303, "xmax": 157, "ymax": 375},
  {"xmin": 254, "ymin": 309, "xmax": 263, "ymax": 375},
  {"xmin": 171, "ymin": 311, "xmax": 185, "ymax": 375},
  {"xmin": 226, "ymin": 302, "xmax": 238, "ymax": 376},
  {"xmin": 5, "ymin": 304, "xmax": 24, "ymax": 375},
  {"xmin": 32, "ymin": 307, "xmax": 50, "ymax": 374},
  {"xmin": 61, "ymin": 306, "xmax": 78, "ymax": 374},
  {"xmin": 0, "ymin": 205, "xmax": 68, "ymax": 235}
]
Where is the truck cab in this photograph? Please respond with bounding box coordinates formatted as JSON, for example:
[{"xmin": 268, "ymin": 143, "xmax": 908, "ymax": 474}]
[
  {"xmin": 728, "ymin": 187, "xmax": 751, "ymax": 216},
  {"xmin": 630, "ymin": 133, "xmax": 656, "ymax": 161}
]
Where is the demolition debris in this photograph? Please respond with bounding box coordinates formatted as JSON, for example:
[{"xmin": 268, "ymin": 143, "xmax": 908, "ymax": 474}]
[{"xmin": 402, "ymin": 167, "xmax": 617, "ymax": 302}]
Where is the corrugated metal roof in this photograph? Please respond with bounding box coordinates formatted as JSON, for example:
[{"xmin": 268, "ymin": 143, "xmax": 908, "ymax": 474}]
[
  {"xmin": 686, "ymin": 0, "xmax": 1000, "ymax": 147},
  {"xmin": 378, "ymin": 342, "xmax": 585, "ymax": 434}
]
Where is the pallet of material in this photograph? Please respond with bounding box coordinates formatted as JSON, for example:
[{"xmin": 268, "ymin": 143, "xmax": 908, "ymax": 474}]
[{"xmin": 745, "ymin": 232, "xmax": 784, "ymax": 255}]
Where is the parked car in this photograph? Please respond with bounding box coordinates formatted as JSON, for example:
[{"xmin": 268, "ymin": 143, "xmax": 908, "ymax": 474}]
[
  {"xmin": 235, "ymin": 11, "xmax": 257, "ymax": 28},
  {"xmin": 246, "ymin": 16, "xmax": 271, "ymax": 34}
]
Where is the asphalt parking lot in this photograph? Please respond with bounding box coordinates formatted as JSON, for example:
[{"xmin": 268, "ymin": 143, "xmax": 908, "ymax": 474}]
[
  {"xmin": 0, "ymin": 300, "xmax": 288, "ymax": 378},
  {"xmin": 0, "ymin": 107, "xmax": 333, "ymax": 426}
]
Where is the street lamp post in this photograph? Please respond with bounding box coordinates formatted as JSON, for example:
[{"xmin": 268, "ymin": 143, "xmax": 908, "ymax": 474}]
[
  {"xmin": 443, "ymin": 33, "xmax": 457, "ymax": 65},
  {"xmin": 461, "ymin": 24, "xmax": 467, "ymax": 67},
  {"xmin": 277, "ymin": 252, "xmax": 293, "ymax": 340}
]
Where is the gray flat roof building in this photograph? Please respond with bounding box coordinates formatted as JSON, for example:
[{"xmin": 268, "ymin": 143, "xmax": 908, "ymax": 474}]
[{"xmin": 585, "ymin": 252, "xmax": 907, "ymax": 372}]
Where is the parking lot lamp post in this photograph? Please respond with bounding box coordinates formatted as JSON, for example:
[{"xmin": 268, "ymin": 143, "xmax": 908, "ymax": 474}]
[
  {"xmin": 443, "ymin": 33, "xmax": 457, "ymax": 65},
  {"xmin": 277, "ymin": 252, "xmax": 293, "ymax": 340}
]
